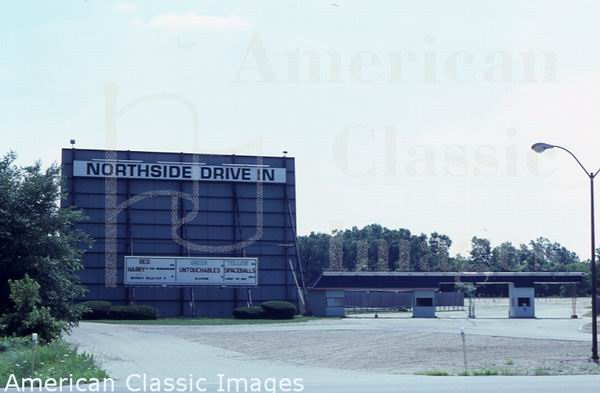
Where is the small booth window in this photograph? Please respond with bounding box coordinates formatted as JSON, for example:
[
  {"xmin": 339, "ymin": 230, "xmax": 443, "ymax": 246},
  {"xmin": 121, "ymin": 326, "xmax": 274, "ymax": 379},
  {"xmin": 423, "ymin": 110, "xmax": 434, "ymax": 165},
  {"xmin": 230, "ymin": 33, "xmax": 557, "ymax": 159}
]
[
  {"xmin": 518, "ymin": 297, "xmax": 531, "ymax": 307},
  {"xmin": 416, "ymin": 298, "xmax": 433, "ymax": 307}
]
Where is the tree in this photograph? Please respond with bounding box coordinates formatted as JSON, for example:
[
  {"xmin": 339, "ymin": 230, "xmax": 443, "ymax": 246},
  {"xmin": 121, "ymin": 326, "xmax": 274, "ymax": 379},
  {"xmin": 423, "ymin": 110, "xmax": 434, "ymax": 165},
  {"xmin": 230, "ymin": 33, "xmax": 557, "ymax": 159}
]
[
  {"xmin": 469, "ymin": 237, "xmax": 492, "ymax": 271},
  {"xmin": 491, "ymin": 242, "xmax": 520, "ymax": 272},
  {"xmin": 428, "ymin": 232, "xmax": 452, "ymax": 271},
  {"xmin": 516, "ymin": 238, "xmax": 580, "ymax": 272},
  {"xmin": 0, "ymin": 152, "xmax": 88, "ymax": 337},
  {"xmin": 297, "ymin": 232, "xmax": 331, "ymax": 285},
  {"xmin": 410, "ymin": 233, "xmax": 430, "ymax": 271},
  {"xmin": 0, "ymin": 276, "xmax": 64, "ymax": 343}
]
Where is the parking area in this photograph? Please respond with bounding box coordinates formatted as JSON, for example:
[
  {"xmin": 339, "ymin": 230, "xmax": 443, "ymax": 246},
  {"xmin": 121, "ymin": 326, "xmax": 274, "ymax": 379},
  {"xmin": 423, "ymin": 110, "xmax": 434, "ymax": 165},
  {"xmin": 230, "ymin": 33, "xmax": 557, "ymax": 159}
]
[{"xmin": 67, "ymin": 298, "xmax": 599, "ymax": 380}]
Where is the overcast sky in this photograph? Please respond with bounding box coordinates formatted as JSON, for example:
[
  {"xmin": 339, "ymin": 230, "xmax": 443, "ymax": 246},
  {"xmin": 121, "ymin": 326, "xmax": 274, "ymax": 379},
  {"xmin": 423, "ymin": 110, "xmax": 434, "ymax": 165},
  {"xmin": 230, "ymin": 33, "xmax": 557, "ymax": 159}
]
[{"xmin": 3, "ymin": 0, "xmax": 600, "ymax": 259}]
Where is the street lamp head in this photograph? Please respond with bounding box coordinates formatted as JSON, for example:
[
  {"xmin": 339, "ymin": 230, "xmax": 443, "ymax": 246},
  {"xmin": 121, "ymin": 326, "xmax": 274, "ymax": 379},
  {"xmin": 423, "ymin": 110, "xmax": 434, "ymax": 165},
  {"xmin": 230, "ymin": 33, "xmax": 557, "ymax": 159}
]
[{"xmin": 531, "ymin": 142, "xmax": 555, "ymax": 153}]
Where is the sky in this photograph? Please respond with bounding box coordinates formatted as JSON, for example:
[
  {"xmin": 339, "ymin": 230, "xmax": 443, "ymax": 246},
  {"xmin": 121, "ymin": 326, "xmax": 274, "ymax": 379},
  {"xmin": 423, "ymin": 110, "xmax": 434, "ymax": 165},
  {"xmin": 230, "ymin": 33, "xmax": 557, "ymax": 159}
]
[{"xmin": 3, "ymin": 0, "xmax": 600, "ymax": 259}]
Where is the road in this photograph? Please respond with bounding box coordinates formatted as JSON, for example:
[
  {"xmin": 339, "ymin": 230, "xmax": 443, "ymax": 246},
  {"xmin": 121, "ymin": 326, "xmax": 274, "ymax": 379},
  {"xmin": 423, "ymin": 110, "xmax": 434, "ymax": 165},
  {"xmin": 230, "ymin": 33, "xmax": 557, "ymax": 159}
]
[
  {"xmin": 61, "ymin": 300, "xmax": 599, "ymax": 392},
  {"xmin": 65, "ymin": 323, "xmax": 599, "ymax": 392},
  {"xmin": 5, "ymin": 376, "xmax": 600, "ymax": 393},
  {"xmin": 56, "ymin": 375, "xmax": 600, "ymax": 393}
]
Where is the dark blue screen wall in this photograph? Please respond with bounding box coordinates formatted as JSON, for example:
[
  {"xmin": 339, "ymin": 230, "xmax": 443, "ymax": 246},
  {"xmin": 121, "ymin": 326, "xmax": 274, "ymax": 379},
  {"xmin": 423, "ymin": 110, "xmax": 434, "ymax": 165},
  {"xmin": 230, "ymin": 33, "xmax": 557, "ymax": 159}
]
[{"xmin": 61, "ymin": 148, "xmax": 298, "ymax": 316}]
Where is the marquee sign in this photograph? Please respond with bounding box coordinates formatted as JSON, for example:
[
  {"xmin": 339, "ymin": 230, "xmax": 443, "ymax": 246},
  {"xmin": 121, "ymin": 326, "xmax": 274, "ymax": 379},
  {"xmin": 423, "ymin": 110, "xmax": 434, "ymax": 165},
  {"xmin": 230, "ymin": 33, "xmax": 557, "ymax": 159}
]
[
  {"xmin": 124, "ymin": 256, "xmax": 258, "ymax": 286},
  {"xmin": 73, "ymin": 160, "xmax": 286, "ymax": 183}
]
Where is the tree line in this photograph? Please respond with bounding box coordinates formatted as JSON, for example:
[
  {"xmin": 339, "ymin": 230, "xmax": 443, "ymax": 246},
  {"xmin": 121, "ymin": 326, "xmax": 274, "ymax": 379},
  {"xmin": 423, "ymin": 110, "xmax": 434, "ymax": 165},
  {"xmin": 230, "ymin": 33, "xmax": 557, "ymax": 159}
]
[{"xmin": 298, "ymin": 224, "xmax": 595, "ymax": 296}]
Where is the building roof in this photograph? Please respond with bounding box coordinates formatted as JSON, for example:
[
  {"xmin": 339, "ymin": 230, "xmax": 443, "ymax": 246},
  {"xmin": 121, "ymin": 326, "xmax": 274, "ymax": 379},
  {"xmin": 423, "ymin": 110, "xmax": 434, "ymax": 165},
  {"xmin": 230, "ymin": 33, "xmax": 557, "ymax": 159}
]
[{"xmin": 311, "ymin": 271, "xmax": 585, "ymax": 290}]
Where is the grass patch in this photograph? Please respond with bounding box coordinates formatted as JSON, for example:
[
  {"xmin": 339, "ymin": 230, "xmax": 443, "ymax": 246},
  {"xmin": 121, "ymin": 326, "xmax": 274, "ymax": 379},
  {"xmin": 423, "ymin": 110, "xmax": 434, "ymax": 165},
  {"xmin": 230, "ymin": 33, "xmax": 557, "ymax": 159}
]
[
  {"xmin": 89, "ymin": 316, "xmax": 322, "ymax": 326},
  {"xmin": 416, "ymin": 370, "xmax": 450, "ymax": 376},
  {"xmin": 533, "ymin": 367, "xmax": 552, "ymax": 376},
  {"xmin": 460, "ymin": 369, "xmax": 500, "ymax": 376},
  {"xmin": 416, "ymin": 365, "xmax": 600, "ymax": 377},
  {"xmin": 419, "ymin": 369, "xmax": 502, "ymax": 377},
  {"xmin": 0, "ymin": 338, "xmax": 108, "ymax": 388}
]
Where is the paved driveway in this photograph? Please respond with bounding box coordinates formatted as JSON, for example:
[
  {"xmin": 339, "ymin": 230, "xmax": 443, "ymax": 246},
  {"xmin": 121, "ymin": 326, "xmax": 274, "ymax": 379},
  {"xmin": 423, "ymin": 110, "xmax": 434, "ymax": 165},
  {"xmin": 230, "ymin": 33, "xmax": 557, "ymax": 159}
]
[{"xmin": 64, "ymin": 300, "xmax": 599, "ymax": 392}]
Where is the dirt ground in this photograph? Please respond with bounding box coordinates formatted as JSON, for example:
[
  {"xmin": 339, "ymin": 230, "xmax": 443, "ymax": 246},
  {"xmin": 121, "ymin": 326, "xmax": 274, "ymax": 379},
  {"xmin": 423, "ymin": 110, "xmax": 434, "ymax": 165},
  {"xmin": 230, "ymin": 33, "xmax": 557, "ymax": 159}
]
[
  {"xmin": 181, "ymin": 298, "xmax": 600, "ymax": 375},
  {"xmin": 67, "ymin": 298, "xmax": 600, "ymax": 377},
  {"xmin": 185, "ymin": 328, "xmax": 597, "ymax": 375}
]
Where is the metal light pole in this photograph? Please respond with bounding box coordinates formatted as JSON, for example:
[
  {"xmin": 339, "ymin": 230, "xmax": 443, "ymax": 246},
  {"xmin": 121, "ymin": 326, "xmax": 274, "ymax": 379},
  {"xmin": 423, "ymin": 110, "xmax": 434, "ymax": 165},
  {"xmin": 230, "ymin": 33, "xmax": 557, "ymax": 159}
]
[{"xmin": 532, "ymin": 143, "xmax": 599, "ymax": 362}]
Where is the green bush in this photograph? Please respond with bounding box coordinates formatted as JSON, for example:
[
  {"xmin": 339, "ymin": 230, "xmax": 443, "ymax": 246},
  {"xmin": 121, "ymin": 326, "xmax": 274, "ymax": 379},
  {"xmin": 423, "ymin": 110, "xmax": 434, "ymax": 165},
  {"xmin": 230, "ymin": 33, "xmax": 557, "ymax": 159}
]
[
  {"xmin": 233, "ymin": 306, "xmax": 267, "ymax": 319},
  {"xmin": 79, "ymin": 301, "xmax": 112, "ymax": 320},
  {"xmin": 108, "ymin": 305, "xmax": 159, "ymax": 320},
  {"xmin": 0, "ymin": 341, "xmax": 10, "ymax": 353},
  {"xmin": 0, "ymin": 276, "xmax": 64, "ymax": 343},
  {"xmin": 260, "ymin": 301, "xmax": 297, "ymax": 319}
]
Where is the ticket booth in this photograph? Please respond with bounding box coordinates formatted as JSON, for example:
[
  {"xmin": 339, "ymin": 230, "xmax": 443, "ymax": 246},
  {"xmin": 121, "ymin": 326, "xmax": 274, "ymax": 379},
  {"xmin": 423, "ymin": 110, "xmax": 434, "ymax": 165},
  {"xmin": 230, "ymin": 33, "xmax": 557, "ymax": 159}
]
[
  {"xmin": 413, "ymin": 290, "xmax": 436, "ymax": 318},
  {"xmin": 307, "ymin": 289, "xmax": 346, "ymax": 317},
  {"xmin": 508, "ymin": 284, "xmax": 535, "ymax": 318}
]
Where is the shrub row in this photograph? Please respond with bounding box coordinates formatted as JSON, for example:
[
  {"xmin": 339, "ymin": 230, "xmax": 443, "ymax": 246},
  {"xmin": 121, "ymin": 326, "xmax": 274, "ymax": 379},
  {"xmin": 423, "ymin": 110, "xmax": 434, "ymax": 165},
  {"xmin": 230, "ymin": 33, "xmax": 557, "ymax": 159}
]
[
  {"xmin": 78, "ymin": 301, "xmax": 111, "ymax": 320},
  {"xmin": 79, "ymin": 301, "xmax": 159, "ymax": 320},
  {"xmin": 233, "ymin": 301, "xmax": 297, "ymax": 320}
]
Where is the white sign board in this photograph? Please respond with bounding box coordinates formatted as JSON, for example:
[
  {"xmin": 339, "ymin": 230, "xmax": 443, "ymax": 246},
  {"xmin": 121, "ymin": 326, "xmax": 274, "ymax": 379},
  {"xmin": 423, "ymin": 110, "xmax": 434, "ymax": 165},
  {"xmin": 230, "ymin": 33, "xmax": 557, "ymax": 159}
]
[
  {"xmin": 124, "ymin": 256, "xmax": 258, "ymax": 286},
  {"xmin": 124, "ymin": 257, "xmax": 176, "ymax": 285},
  {"xmin": 73, "ymin": 160, "xmax": 286, "ymax": 183},
  {"xmin": 223, "ymin": 258, "xmax": 258, "ymax": 285},
  {"xmin": 177, "ymin": 258, "xmax": 224, "ymax": 285}
]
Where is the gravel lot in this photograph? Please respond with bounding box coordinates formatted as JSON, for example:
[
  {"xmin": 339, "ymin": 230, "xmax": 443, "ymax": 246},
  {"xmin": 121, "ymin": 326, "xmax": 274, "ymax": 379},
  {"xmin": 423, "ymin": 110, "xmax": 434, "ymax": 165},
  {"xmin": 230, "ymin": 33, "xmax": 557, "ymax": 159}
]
[
  {"xmin": 68, "ymin": 298, "xmax": 600, "ymax": 377},
  {"xmin": 174, "ymin": 299, "xmax": 599, "ymax": 375},
  {"xmin": 184, "ymin": 328, "xmax": 598, "ymax": 375}
]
